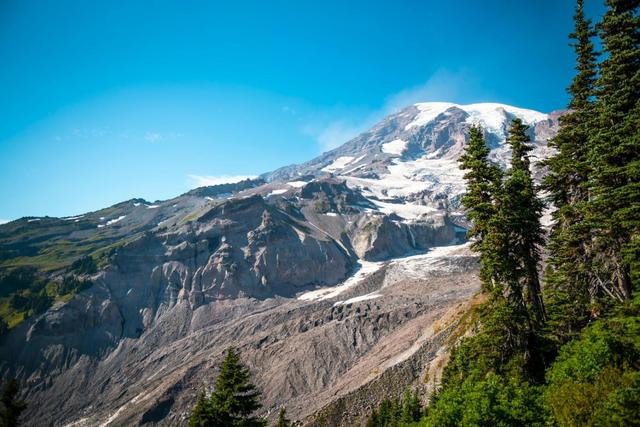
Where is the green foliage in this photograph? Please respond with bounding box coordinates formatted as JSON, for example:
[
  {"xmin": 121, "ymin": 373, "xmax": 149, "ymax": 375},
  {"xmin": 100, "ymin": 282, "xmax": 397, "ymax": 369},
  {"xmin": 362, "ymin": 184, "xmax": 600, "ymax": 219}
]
[
  {"xmin": 274, "ymin": 407, "xmax": 290, "ymax": 427},
  {"xmin": 458, "ymin": 125, "xmax": 503, "ymax": 291},
  {"xmin": 542, "ymin": 0, "xmax": 598, "ymax": 345},
  {"xmin": 0, "ymin": 267, "xmax": 39, "ymax": 299},
  {"xmin": 0, "ymin": 266, "xmax": 93, "ymax": 330},
  {"xmin": 363, "ymin": 2, "xmax": 640, "ymax": 426},
  {"xmin": 188, "ymin": 347, "xmax": 266, "ymax": 427},
  {"xmin": 55, "ymin": 276, "xmax": 92, "ymax": 296},
  {"xmin": 8, "ymin": 292, "xmax": 51, "ymax": 315},
  {"xmin": 400, "ymin": 389, "xmax": 422, "ymax": 424},
  {"xmin": 585, "ymin": 0, "xmax": 640, "ymax": 300},
  {"xmin": 544, "ymin": 309, "xmax": 640, "ymax": 426},
  {"xmin": 364, "ymin": 390, "xmax": 422, "ymax": 427},
  {"xmin": 0, "ymin": 379, "xmax": 26, "ymax": 427},
  {"xmin": 423, "ymin": 373, "xmax": 544, "ymax": 427},
  {"xmin": 440, "ymin": 295, "xmax": 536, "ymax": 387},
  {"xmin": 69, "ymin": 255, "xmax": 97, "ymax": 275},
  {"xmin": 501, "ymin": 118, "xmax": 546, "ymax": 326}
]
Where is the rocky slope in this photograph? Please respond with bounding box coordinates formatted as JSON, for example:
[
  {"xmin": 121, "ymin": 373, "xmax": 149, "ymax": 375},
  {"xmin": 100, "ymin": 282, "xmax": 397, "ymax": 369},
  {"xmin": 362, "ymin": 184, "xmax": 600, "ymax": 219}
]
[{"xmin": 0, "ymin": 102, "xmax": 559, "ymax": 426}]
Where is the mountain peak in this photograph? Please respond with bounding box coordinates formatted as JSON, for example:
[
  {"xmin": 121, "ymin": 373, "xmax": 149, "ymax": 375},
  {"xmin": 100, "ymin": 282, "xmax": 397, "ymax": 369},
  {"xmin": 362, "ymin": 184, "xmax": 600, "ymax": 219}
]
[{"xmin": 408, "ymin": 101, "xmax": 547, "ymax": 132}]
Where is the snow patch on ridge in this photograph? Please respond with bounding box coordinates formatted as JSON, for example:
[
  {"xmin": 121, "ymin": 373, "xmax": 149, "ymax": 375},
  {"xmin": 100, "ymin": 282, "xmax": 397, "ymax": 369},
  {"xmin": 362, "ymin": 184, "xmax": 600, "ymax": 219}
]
[
  {"xmin": 267, "ymin": 189, "xmax": 288, "ymax": 197},
  {"xmin": 406, "ymin": 102, "xmax": 455, "ymax": 129},
  {"xmin": 297, "ymin": 259, "xmax": 383, "ymax": 301},
  {"xmin": 407, "ymin": 102, "xmax": 546, "ymax": 131},
  {"xmin": 334, "ymin": 292, "xmax": 382, "ymax": 306},
  {"xmin": 322, "ymin": 156, "xmax": 354, "ymax": 172},
  {"xmin": 382, "ymin": 139, "xmax": 407, "ymax": 155}
]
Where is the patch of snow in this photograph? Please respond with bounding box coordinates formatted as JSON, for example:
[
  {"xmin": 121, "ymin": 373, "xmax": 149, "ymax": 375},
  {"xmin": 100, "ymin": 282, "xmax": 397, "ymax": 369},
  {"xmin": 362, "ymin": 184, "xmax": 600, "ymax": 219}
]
[
  {"xmin": 381, "ymin": 243, "xmax": 473, "ymax": 286},
  {"xmin": 463, "ymin": 103, "xmax": 547, "ymax": 136},
  {"xmin": 342, "ymin": 156, "xmax": 465, "ymax": 203},
  {"xmin": 205, "ymin": 196, "xmax": 214, "ymax": 201},
  {"xmin": 133, "ymin": 202, "xmax": 141, "ymax": 207},
  {"xmin": 351, "ymin": 154, "xmax": 366, "ymax": 164},
  {"xmin": 406, "ymin": 102, "xmax": 456, "ymax": 129},
  {"xmin": 342, "ymin": 163, "xmax": 367, "ymax": 175},
  {"xmin": 382, "ymin": 139, "xmax": 408, "ymax": 155},
  {"xmin": 321, "ymin": 156, "xmax": 354, "ymax": 172},
  {"xmin": 298, "ymin": 259, "xmax": 383, "ymax": 301},
  {"xmin": 146, "ymin": 205, "xmax": 160, "ymax": 209},
  {"xmin": 325, "ymin": 212, "xmax": 339, "ymax": 217},
  {"xmin": 63, "ymin": 215, "xmax": 84, "ymax": 221},
  {"xmin": 27, "ymin": 218, "xmax": 41, "ymax": 222},
  {"xmin": 334, "ymin": 292, "xmax": 382, "ymax": 306},
  {"xmin": 267, "ymin": 189, "xmax": 288, "ymax": 197},
  {"xmin": 106, "ymin": 215, "xmax": 126, "ymax": 226},
  {"xmin": 97, "ymin": 224, "xmax": 106, "ymax": 228},
  {"xmin": 287, "ymin": 180, "xmax": 308, "ymax": 188},
  {"xmin": 373, "ymin": 200, "xmax": 437, "ymax": 220}
]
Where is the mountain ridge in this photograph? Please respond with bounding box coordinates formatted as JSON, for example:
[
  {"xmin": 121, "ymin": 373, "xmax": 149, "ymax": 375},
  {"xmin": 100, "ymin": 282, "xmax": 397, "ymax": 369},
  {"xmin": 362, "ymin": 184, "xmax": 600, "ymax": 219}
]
[{"xmin": 0, "ymin": 101, "xmax": 560, "ymax": 426}]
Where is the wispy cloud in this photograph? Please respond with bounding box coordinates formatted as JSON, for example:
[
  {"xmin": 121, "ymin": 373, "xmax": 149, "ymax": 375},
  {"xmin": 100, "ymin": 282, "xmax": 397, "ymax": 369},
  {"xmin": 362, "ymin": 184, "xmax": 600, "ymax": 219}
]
[
  {"xmin": 305, "ymin": 68, "xmax": 492, "ymax": 153},
  {"xmin": 304, "ymin": 120, "xmax": 371, "ymax": 151},
  {"xmin": 383, "ymin": 68, "xmax": 487, "ymax": 113},
  {"xmin": 187, "ymin": 174, "xmax": 257, "ymax": 188}
]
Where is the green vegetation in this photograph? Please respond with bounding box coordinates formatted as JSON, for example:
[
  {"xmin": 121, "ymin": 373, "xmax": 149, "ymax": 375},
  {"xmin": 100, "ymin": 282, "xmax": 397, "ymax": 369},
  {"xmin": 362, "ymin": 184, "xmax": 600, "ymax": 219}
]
[
  {"xmin": 0, "ymin": 265, "xmax": 93, "ymax": 330},
  {"xmin": 365, "ymin": 1, "xmax": 640, "ymax": 424},
  {"xmin": 188, "ymin": 347, "xmax": 266, "ymax": 427},
  {"xmin": 0, "ymin": 379, "xmax": 26, "ymax": 427},
  {"xmin": 274, "ymin": 407, "xmax": 290, "ymax": 427},
  {"xmin": 363, "ymin": 389, "xmax": 422, "ymax": 427},
  {"xmin": 69, "ymin": 255, "xmax": 97, "ymax": 275}
]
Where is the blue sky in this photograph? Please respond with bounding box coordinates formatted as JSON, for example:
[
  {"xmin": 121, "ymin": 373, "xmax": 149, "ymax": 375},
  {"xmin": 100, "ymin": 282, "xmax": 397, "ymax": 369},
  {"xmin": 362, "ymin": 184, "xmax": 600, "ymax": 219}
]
[{"xmin": 0, "ymin": 0, "xmax": 605, "ymax": 221}]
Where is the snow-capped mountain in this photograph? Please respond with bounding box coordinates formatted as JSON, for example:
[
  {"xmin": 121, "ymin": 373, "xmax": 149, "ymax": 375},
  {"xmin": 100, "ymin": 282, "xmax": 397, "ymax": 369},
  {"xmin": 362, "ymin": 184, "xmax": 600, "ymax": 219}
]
[
  {"xmin": 266, "ymin": 102, "xmax": 559, "ymax": 218},
  {"xmin": 0, "ymin": 102, "xmax": 560, "ymax": 426}
]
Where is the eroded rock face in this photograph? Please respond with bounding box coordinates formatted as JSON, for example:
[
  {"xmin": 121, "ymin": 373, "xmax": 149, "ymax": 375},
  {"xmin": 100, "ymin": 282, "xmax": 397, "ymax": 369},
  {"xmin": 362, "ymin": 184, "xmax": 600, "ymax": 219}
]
[
  {"xmin": 0, "ymin": 102, "xmax": 559, "ymax": 426},
  {"xmin": 5, "ymin": 244, "xmax": 479, "ymax": 427}
]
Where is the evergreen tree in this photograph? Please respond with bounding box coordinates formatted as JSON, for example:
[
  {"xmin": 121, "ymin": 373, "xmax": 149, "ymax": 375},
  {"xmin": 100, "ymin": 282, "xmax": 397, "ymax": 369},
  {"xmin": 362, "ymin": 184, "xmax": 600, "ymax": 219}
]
[
  {"xmin": 0, "ymin": 379, "xmax": 26, "ymax": 427},
  {"xmin": 502, "ymin": 118, "xmax": 547, "ymax": 326},
  {"xmin": 187, "ymin": 347, "xmax": 266, "ymax": 427},
  {"xmin": 274, "ymin": 407, "xmax": 290, "ymax": 427},
  {"xmin": 459, "ymin": 125, "xmax": 503, "ymax": 291},
  {"xmin": 365, "ymin": 408, "xmax": 381, "ymax": 427},
  {"xmin": 188, "ymin": 393, "xmax": 216, "ymax": 427},
  {"xmin": 400, "ymin": 389, "xmax": 421, "ymax": 424},
  {"xmin": 586, "ymin": 0, "xmax": 640, "ymax": 300},
  {"xmin": 542, "ymin": 0, "xmax": 599, "ymax": 344}
]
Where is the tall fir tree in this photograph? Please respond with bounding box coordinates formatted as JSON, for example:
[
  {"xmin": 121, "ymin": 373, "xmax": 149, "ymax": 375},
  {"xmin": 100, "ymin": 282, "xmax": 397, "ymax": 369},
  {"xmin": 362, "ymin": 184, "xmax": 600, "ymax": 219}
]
[
  {"xmin": 586, "ymin": 0, "xmax": 640, "ymax": 300},
  {"xmin": 501, "ymin": 118, "xmax": 547, "ymax": 326},
  {"xmin": 188, "ymin": 347, "xmax": 266, "ymax": 427},
  {"xmin": 543, "ymin": 0, "xmax": 599, "ymax": 343},
  {"xmin": 459, "ymin": 125, "xmax": 504, "ymax": 291}
]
